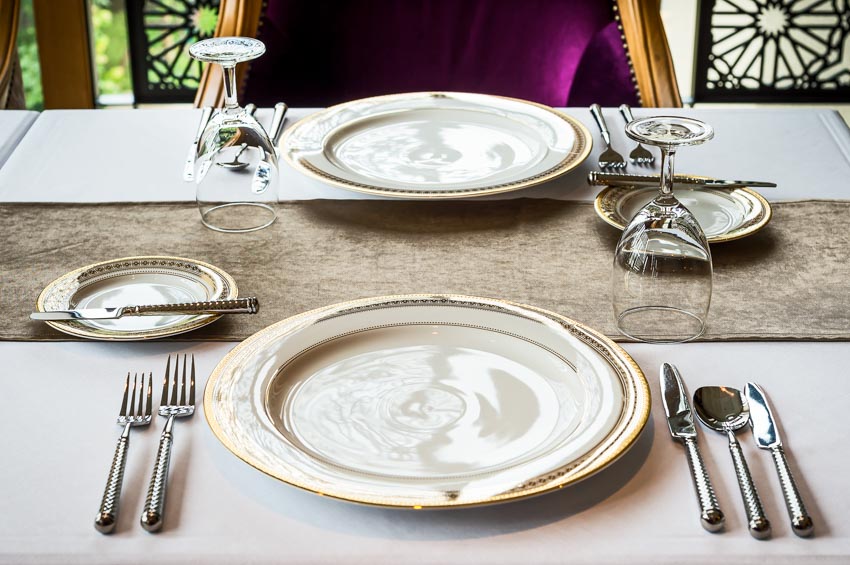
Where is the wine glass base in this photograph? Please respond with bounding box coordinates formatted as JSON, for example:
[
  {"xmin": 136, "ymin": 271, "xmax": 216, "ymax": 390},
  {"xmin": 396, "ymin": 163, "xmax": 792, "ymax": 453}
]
[
  {"xmin": 616, "ymin": 306, "xmax": 706, "ymax": 344},
  {"xmin": 200, "ymin": 202, "xmax": 276, "ymax": 233}
]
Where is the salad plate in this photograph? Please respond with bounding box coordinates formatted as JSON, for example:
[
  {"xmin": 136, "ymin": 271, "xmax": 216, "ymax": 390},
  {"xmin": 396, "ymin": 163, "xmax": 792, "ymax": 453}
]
[
  {"xmin": 595, "ymin": 185, "xmax": 771, "ymax": 243},
  {"xmin": 281, "ymin": 92, "xmax": 591, "ymax": 198},
  {"xmin": 205, "ymin": 294, "xmax": 649, "ymax": 508},
  {"xmin": 35, "ymin": 256, "xmax": 237, "ymax": 340}
]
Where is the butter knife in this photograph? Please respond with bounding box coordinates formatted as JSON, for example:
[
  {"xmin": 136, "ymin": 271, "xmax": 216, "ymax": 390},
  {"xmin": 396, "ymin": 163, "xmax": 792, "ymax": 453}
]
[
  {"xmin": 661, "ymin": 363, "xmax": 725, "ymax": 532},
  {"xmin": 183, "ymin": 106, "xmax": 214, "ymax": 182},
  {"xmin": 744, "ymin": 383, "xmax": 814, "ymax": 537},
  {"xmin": 588, "ymin": 171, "xmax": 777, "ymax": 189},
  {"xmin": 31, "ymin": 298, "xmax": 259, "ymax": 321}
]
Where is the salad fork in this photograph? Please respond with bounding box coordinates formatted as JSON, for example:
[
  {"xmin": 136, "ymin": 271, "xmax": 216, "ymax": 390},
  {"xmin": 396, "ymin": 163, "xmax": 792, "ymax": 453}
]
[
  {"xmin": 141, "ymin": 355, "xmax": 196, "ymax": 533},
  {"xmin": 94, "ymin": 372, "xmax": 153, "ymax": 534},
  {"xmin": 619, "ymin": 104, "xmax": 655, "ymax": 164},
  {"xmin": 590, "ymin": 104, "xmax": 626, "ymax": 169}
]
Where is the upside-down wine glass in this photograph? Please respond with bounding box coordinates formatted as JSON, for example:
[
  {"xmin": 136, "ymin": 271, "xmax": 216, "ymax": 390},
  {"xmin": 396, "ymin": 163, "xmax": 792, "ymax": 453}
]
[
  {"xmin": 189, "ymin": 37, "xmax": 278, "ymax": 232},
  {"xmin": 612, "ymin": 116, "xmax": 715, "ymax": 343}
]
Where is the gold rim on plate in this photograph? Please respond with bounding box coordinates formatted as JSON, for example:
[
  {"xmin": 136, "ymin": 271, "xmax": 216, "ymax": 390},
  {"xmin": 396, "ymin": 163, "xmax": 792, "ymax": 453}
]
[
  {"xmin": 204, "ymin": 294, "xmax": 650, "ymax": 509},
  {"xmin": 594, "ymin": 185, "xmax": 772, "ymax": 243},
  {"xmin": 281, "ymin": 92, "xmax": 592, "ymax": 199},
  {"xmin": 35, "ymin": 255, "xmax": 238, "ymax": 341}
]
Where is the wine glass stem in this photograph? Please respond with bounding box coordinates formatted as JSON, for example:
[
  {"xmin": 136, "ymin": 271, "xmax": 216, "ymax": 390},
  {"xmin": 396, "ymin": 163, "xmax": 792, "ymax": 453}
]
[
  {"xmin": 660, "ymin": 147, "xmax": 677, "ymax": 199},
  {"xmin": 221, "ymin": 63, "xmax": 239, "ymax": 112}
]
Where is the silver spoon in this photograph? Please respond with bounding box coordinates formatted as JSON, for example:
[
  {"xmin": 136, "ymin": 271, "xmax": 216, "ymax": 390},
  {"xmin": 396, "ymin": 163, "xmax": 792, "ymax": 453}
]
[
  {"xmin": 693, "ymin": 386, "xmax": 771, "ymax": 539},
  {"xmin": 216, "ymin": 103, "xmax": 257, "ymax": 171},
  {"xmin": 216, "ymin": 143, "xmax": 250, "ymax": 170}
]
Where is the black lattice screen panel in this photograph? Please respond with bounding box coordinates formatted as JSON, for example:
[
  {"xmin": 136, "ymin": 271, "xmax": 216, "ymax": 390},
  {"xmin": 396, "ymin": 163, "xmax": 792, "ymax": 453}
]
[
  {"xmin": 694, "ymin": 0, "xmax": 850, "ymax": 103},
  {"xmin": 126, "ymin": 0, "xmax": 221, "ymax": 103}
]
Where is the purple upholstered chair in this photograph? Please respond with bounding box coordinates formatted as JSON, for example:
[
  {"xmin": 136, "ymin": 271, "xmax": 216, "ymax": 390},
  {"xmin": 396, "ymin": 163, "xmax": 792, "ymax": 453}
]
[{"xmin": 239, "ymin": 0, "xmax": 664, "ymax": 108}]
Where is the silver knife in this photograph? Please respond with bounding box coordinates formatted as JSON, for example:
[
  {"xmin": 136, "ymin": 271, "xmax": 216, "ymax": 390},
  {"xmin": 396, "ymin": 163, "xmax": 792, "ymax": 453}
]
[
  {"xmin": 744, "ymin": 383, "xmax": 814, "ymax": 537},
  {"xmin": 183, "ymin": 106, "xmax": 214, "ymax": 182},
  {"xmin": 588, "ymin": 171, "xmax": 777, "ymax": 189},
  {"xmin": 661, "ymin": 363, "xmax": 725, "ymax": 532},
  {"xmin": 31, "ymin": 298, "xmax": 259, "ymax": 321},
  {"xmin": 268, "ymin": 102, "xmax": 289, "ymax": 146}
]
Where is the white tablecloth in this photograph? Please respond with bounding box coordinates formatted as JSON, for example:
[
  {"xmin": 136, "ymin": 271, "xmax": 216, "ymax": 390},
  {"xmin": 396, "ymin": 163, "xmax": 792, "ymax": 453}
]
[
  {"xmin": 1, "ymin": 108, "xmax": 848, "ymax": 564},
  {"xmin": 0, "ymin": 110, "xmax": 38, "ymax": 168},
  {"xmin": 1, "ymin": 107, "xmax": 848, "ymax": 202}
]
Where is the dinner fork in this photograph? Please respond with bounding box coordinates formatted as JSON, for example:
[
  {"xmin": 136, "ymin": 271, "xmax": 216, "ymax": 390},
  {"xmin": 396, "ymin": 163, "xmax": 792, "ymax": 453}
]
[
  {"xmin": 619, "ymin": 104, "xmax": 655, "ymax": 164},
  {"xmin": 590, "ymin": 104, "xmax": 626, "ymax": 169},
  {"xmin": 140, "ymin": 355, "xmax": 195, "ymax": 533},
  {"xmin": 94, "ymin": 372, "xmax": 153, "ymax": 534}
]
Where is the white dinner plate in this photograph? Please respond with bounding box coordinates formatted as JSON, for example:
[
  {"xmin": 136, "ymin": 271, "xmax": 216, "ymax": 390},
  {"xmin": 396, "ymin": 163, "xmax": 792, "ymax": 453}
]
[
  {"xmin": 594, "ymin": 185, "xmax": 772, "ymax": 243},
  {"xmin": 36, "ymin": 256, "xmax": 238, "ymax": 340},
  {"xmin": 281, "ymin": 92, "xmax": 591, "ymax": 198},
  {"xmin": 205, "ymin": 295, "xmax": 649, "ymax": 508}
]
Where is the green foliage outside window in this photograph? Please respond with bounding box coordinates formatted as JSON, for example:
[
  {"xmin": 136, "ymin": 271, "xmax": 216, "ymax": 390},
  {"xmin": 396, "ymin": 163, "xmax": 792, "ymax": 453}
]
[{"xmin": 15, "ymin": 0, "xmax": 132, "ymax": 110}]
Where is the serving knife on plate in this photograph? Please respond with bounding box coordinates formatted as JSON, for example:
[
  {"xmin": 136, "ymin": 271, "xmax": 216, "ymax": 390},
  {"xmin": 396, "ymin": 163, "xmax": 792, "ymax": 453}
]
[
  {"xmin": 31, "ymin": 297, "xmax": 259, "ymax": 321},
  {"xmin": 744, "ymin": 383, "xmax": 814, "ymax": 537},
  {"xmin": 588, "ymin": 171, "xmax": 777, "ymax": 189},
  {"xmin": 183, "ymin": 106, "xmax": 214, "ymax": 182},
  {"xmin": 661, "ymin": 363, "xmax": 725, "ymax": 532}
]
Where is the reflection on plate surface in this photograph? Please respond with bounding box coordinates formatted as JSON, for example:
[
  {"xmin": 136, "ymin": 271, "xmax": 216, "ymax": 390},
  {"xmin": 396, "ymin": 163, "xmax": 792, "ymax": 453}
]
[
  {"xmin": 205, "ymin": 295, "xmax": 650, "ymax": 508},
  {"xmin": 36, "ymin": 256, "xmax": 237, "ymax": 340},
  {"xmin": 282, "ymin": 92, "xmax": 591, "ymax": 198},
  {"xmin": 595, "ymin": 186, "xmax": 771, "ymax": 243}
]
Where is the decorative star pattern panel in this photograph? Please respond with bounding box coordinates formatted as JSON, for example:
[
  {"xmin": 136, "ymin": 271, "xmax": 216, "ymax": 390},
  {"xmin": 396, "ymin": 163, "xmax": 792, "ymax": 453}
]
[
  {"xmin": 695, "ymin": 0, "xmax": 850, "ymax": 102},
  {"xmin": 127, "ymin": 0, "xmax": 220, "ymax": 103}
]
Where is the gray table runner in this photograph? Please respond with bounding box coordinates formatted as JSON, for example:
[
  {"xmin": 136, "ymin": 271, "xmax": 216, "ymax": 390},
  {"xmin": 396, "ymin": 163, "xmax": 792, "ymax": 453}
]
[{"xmin": 1, "ymin": 199, "xmax": 848, "ymax": 341}]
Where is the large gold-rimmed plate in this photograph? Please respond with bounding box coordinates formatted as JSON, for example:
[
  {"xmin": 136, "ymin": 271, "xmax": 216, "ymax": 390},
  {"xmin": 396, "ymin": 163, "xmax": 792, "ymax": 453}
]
[
  {"xmin": 35, "ymin": 256, "xmax": 238, "ymax": 340},
  {"xmin": 205, "ymin": 294, "xmax": 649, "ymax": 508},
  {"xmin": 595, "ymin": 185, "xmax": 772, "ymax": 243},
  {"xmin": 281, "ymin": 92, "xmax": 591, "ymax": 198}
]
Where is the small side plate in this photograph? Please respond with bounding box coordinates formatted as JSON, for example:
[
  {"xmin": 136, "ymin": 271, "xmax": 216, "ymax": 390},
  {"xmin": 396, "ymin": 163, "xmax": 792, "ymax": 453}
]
[
  {"xmin": 35, "ymin": 256, "xmax": 238, "ymax": 340},
  {"xmin": 594, "ymin": 185, "xmax": 772, "ymax": 243}
]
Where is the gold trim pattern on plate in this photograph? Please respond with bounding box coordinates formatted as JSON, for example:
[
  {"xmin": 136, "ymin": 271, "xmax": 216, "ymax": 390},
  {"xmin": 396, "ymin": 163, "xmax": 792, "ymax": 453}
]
[
  {"xmin": 35, "ymin": 256, "xmax": 238, "ymax": 341},
  {"xmin": 281, "ymin": 92, "xmax": 592, "ymax": 199},
  {"xmin": 594, "ymin": 185, "xmax": 772, "ymax": 243},
  {"xmin": 204, "ymin": 294, "xmax": 650, "ymax": 509}
]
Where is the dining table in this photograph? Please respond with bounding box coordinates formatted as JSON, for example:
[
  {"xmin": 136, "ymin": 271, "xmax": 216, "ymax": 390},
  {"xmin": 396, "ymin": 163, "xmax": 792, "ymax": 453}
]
[{"xmin": 0, "ymin": 105, "xmax": 849, "ymax": 565}]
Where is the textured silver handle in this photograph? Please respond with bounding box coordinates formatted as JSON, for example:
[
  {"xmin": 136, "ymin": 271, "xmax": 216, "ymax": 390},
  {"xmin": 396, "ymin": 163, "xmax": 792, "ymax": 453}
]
[
  {"xmin": 727, "ymin": 431, "xmax": 771, "ymax": 539},
  {"xmin": 130, "ymin": 297, "xmax": 259, "ymax": 316},
  {"xmin": 94, "ymin": 426, "xmax": 130, "ymax": 534},
  {"xmin": 193, "ymin": 106, "xmax": 214, "ymax": 142},
  {"xmin": 683, "ymin": 437, "xmax": 725, "ymax": 532},
  {"xmin": 770, "ymin": 446, "xmax": 814, "ymax": 537},
  {"xmin": 618, "ymin": 103, "xmax": 635, "ymax": 124},
  {"xmin": 589, "ymin": 104, "xmax": 612, "ymax": 147},
  {"xmin": 140, "ymin": 418, "xmax": 174, "ymax": 533},
  {"xmin": 269, "ymin": 102, "xmax": 289, "ymax": 145}
]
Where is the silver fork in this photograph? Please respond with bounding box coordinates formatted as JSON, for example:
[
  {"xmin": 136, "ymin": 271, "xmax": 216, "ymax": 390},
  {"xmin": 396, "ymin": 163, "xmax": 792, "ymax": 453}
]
[
  {"xmin": 94, "ymin": 372, "xmax": 153, "ymax": 534},
  {"xmin": 619, "ymin": 104, "xmax": 655, "ymax": 164},
  {"xmin": 590, "ymin": 104, "xmax": 626, "ymax": 169},
  {"xmin": 140, "ymin": 355, "xmax": 196, "ymax": 532}
]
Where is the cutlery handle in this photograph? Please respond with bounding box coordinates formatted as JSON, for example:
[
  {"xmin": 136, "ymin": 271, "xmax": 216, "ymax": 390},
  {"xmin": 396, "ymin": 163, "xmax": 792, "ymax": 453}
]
[
  {"xmin": 245, "ymin": 103, "xmax": 257, "ymax": 117},
  {"xmin": 193, "ymin": 106, "xmax": 214, "ymax": 142},
  {"xmin": 589, "ymin": 104, "xmax": 612, "ymax": 146},
  {"xmin": 727, "ymin": 431, "xmax": 771, "ymax": 539},
  {"xmin": 129, "ymin": 297, "xmax": 259, "ymax": 316},
  {"xmin": 141, "ymin": 416, "xmax": 175, "ymax": 532},
  {"xmin": 683, "ymin": 437, "xmax": 725, "ymax": 532},
  {"xmin": 184, "ymin": 107, "xmax": 214, "ymax": 181},
  {"xmin": 269, "ymin": 102, "xmax": 289, "ymax": 145},
  {"xmin": 94, "ymin": 424, "xmax": 131, "ymax": 534},
  {"xmin": 770, "ymin": 446, "xmax": 814, "ymax": 537},
  {"xmin": 618, "ymin": 104, "xmax": 635, "ymax": 124}
]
